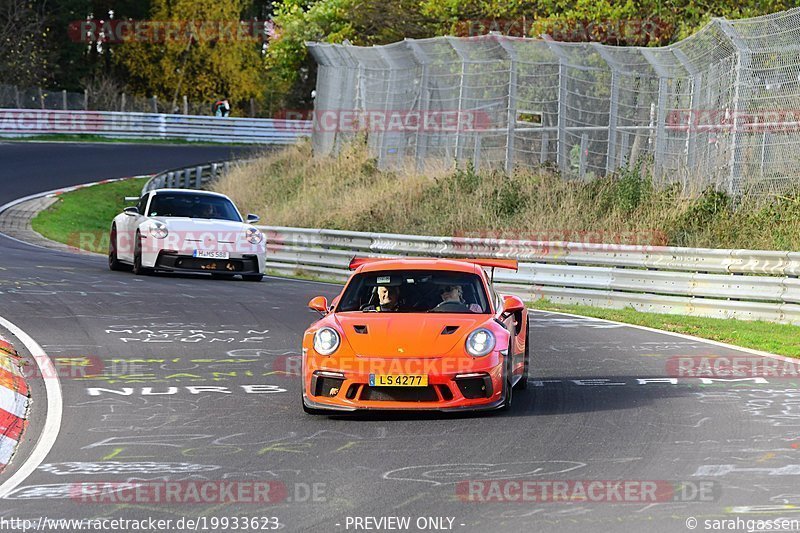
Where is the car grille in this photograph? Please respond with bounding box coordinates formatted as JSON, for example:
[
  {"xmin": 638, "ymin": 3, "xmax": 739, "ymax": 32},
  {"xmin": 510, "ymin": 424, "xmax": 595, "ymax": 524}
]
[
  {"xmin": 174, "ymin": 257, "xmax": 243, "ymax": 271},
  {"xmin": 359, "ymin": 385, "xmax": 440, "ymax": 402}
]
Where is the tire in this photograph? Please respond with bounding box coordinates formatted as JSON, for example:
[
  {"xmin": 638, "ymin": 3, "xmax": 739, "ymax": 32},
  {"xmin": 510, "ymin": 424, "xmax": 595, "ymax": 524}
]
[
  {"xmin": 108, "ymin": 225, "xmax": 127, "ymax": 271},
  {"xmin": 515, "ymin": 324, "xmax": 529, "ymax": 390},
  {"xmin": 132, "ymin": 232, "xmax": 150, "ymax": 276},
  {"xmin": 501, "ymin": 354, "xmax": 513, "ymax": 410},
  {"xmin": 242, "ymin": 274, "xmax": 264, "ymax": 282}
]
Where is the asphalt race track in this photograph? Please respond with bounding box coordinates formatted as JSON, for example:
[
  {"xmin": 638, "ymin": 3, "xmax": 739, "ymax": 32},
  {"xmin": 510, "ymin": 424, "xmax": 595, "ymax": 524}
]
[{"xmin": 0, "ymin": 143, "xmax": 799, "ymax": 533}]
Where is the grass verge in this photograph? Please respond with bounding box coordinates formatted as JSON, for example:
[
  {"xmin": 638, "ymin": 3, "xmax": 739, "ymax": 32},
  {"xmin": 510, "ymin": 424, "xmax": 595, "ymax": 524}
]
[
  {"xmin": 531, "ymin": 300, "xmax": 800, "ymax": 358},
  {"xmin": 30, "ymin": 178, "xmax": 147, "ymax": 254},
  {"xmin": 214, "ymin": 140, "xmax": 800, "ymax": 250}
]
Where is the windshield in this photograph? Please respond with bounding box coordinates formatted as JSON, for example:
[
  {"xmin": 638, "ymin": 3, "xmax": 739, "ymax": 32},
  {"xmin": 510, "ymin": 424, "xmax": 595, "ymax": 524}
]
[
  {"xmin": 147, "ymin": 193, "xmax": 241, "ymax": 221},
  {"xmin": 336, "ymin": 269, "xmax": 490, "ymax": 313}
]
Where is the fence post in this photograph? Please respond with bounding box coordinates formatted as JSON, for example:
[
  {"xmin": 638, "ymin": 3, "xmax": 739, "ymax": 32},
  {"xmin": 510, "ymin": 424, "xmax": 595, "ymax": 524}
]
[
  {"xmin": 497, "ymin": 36, "xmax": 518, "ymax": 173},
  {"xmin": 655, "ymin": 78, "xmax": 668, "ymax": 177},
  {"xmin": 447, "ymin": 37, "xmax": 468, "ymax": 167},
  {"xmin": 716, "ymin": 18, "xmax": 752, "ymax": 197},
  {"xmin": 619, "ymin": 133, "xmax": 629, "ymax": 168},
  {"xmin": 182, "ymin": 95, "xmax": 188, "ymax": 115},
  {"xmin": 579, "ymin": 133, "xmax": 588, "ymax": 178},
  {"xmin": 591, "ymin": 43, "xmax": 619, "ymax": 176},
  {"xmin": 211, "ymin": 163, "xmax": 219, "ymax": 181},
  {"xmin": 195, "ymin": 166, "xmax": 203, "ymax": 188},
  {"xmin": 62, "ymin": 90, "xmax": 68, "ymax": 110},
  {"xmin": 151, "ymin": 96, "xmax": 158, "ymax": 113},
  {"xmin": 375, "ymin": 47, "xmax": 396, "ymax": 170},
  {"xmin": 673, "ymin": 48, "xmax": 701, "ymax": 189},
  {"xmin": 38, "ymin": 87, "xmax": 45, "ymax": 110},
  {"xmin": 167, "ymin": 171, "xmax": 175, "ymax": 188},
  {"xmin": 84, "ymin": 89, "xmax": 88, "ymax": 110},
  {"xmin": 641, "ymin": 49, "xmax": 672, "ymax": 180},
  {"xmin": 545, "ymin": 40, "xmax": 569, "ymax": 176},
  {"xmin": 540, "ymin": 132, "xmax": 549, "ymax": 164},
  {"xmin": 121, "ymin": 92, "xmax": 126, "ymax": 112},
  {"xmin": 405, "ymin": 40, "xmax": 430, "ymax": 171},
  {"xmin": 473, "ymin": 134, "xmax": 481, "ymax": 170}
]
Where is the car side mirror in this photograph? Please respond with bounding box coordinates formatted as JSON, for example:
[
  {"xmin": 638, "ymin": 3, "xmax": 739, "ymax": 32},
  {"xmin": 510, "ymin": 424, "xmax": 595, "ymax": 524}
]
[
  {"xmin": 308, "ymin": 296, "xmax": 329, "ymax": 315},
  {"xmin": 246, "ymin": 214, "xmax": 260, "ymax": 223},
  {"xmin": 124, "ymin": 206, "xmax": 139, "ymax": 216},
  {"xmin": 501, "ymin": 295, "xmax": 525, "ymax": 317}
]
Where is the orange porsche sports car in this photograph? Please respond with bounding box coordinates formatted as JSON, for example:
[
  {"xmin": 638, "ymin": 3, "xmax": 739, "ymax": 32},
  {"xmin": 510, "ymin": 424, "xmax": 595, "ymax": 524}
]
[{"xmin": 301, "ymin": 257, "xmax": 529, "ymax": 413}]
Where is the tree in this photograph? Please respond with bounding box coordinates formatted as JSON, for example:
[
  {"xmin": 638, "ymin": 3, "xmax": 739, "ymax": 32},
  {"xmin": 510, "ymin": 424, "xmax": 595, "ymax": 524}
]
[
  {"xmin": 0, "ymin": 0, "xmax": 52, "ymax": 86},
  {"xmin": 265, "ymin": 0, "xmax": 437, "ymax": 113},
  {"xmin": 114, "ymin": 0, "xmax": 267, "ymax": 113}
]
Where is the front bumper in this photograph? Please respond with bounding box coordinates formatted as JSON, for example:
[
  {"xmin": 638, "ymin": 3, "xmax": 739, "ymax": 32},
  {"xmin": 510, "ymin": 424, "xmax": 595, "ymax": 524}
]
[
  {"xmin": 302, "ymin": 357, "xmax": 506, "ymax": 412},
  {"xmin": 152, "ymin": 251, "xmax": 262, "ymax": 274},
  {"xmin": 302, "ymin": 392, "xmax": 506, "ymax": 413}
]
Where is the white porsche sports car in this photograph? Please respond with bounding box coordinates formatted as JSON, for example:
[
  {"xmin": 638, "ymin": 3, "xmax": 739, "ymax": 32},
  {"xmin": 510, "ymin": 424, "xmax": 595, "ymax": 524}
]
[{"xmin": 108, "ymin": 189, "xmax": 266, "ymax": 281}]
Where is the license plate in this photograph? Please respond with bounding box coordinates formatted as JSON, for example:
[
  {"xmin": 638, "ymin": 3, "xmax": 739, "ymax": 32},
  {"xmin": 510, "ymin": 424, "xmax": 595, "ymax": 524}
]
[
  {"xmin": 369, "ymin": 374, "xmax": 428, "ymax": 387},
  {"xmin": 193, "ymin": 250, "xmax": 229, "ymax": 259}
]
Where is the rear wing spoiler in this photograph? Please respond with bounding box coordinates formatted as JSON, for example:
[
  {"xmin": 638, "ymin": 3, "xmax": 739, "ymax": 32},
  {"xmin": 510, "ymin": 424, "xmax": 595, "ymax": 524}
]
[{"xmin": 348, "ymin": 257, "xmax": 518, "ymax": 271}]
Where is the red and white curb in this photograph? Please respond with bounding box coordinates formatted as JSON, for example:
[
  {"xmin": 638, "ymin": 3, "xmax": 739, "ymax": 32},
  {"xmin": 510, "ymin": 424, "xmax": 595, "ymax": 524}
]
[
  {"xmin": 0, "ymin": 174, "xmax": 151, "ymax": 254},
  {"xmin": 0, "ymin": 334, "xmax": 29, "ymax": 472}
]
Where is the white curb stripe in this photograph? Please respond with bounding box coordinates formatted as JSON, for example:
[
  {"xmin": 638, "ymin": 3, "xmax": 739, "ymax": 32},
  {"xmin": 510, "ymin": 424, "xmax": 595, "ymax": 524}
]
[{"xmin": 0, "ymin": 316, "xmax": 62, "ymax": 499}]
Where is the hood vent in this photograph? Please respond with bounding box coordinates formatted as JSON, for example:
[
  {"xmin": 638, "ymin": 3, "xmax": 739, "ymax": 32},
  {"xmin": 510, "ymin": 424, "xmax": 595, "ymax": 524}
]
[
  {"xmin": 441, "ymin": 325, "xmax": 460, "ymax": 335},
  {"xmin": 353, "ymin": 325, "xmax": 368, "ymax": 334}
]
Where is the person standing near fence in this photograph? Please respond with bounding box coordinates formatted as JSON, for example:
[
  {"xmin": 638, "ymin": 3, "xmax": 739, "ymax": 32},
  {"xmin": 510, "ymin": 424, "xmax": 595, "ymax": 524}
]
[{"xmin": 212, "ymin": 98, "xmax": 230, "ymax": 117}]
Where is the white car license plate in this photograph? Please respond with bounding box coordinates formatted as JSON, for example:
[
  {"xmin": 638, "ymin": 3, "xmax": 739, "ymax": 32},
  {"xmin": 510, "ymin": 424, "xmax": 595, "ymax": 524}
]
[{"xmin": 193, "ymin": 250, "xmax": 229, "ymax": 260}]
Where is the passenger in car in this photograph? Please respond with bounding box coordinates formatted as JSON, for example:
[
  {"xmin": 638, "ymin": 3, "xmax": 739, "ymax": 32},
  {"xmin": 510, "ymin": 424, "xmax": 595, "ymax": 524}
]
[{"xmin": 440, "ymin": 284, "xmax": 483, "ymax": 313}]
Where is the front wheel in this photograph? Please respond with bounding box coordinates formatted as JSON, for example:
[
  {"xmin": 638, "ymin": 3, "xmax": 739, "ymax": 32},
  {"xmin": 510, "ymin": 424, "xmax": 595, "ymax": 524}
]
[
  {"xmin": 132, "ymin": 232, "xmax": 151, "ymax": 276},
  {"xmin": 515, "ymin": 324, "xmax": 529, "ymax": 390},
  {"xmin": 108, "ymin": 225, "xmax": 128, "ymax": 271},
  {"xmin": 500, "ymin": 355, "xmax": 513, "ymax": 410}
]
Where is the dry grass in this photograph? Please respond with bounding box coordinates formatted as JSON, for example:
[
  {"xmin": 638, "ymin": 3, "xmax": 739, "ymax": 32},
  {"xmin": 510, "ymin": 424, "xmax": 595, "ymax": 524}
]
[{"xmin": 213, "ymin": 140, "xmax": 800, "ymax": 250}]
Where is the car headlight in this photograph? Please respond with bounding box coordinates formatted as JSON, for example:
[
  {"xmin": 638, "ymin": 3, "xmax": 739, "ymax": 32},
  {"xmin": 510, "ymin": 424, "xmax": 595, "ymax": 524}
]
[
  {"xmin": 148, "ymin": 221, "xmax": 168, "ymax": 239},
  {"xmin": 313, "ymin": 327, "xmax": 340, "ymax": 356},
  {"xmin": 245, "ymin": 227, "xmax": 263, "ymax": 245},
  {"xmin": 465, "ymin": 328, "xmax": 496, "ymax": 357}
]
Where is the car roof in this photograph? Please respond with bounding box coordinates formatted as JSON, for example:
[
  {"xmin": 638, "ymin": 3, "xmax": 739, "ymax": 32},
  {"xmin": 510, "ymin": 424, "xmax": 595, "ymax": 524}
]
[
  {"xmin": 151, "ymin": 189, "xmax": 231, "ymax": 199},
  {"xmin": 354, "ymin": 258, "xmax": 483, "ymax": 276}
]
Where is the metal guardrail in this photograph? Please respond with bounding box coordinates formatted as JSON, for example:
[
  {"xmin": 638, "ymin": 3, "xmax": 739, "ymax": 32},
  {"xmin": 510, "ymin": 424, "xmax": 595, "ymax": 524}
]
[
  {"xmin": 142, "ymin": 160, "xmax": 242, "ymax": 194},
  {"xmin": 141, "ymin": 159, "xmax": 800, "ymax": 325},
  {"xmin": 257, "ymin": 226, "xmax": 800, "ymax": 325},
  {"xmin": 0, "ymin": 109, "xmax": 311, "ymax": 144}
]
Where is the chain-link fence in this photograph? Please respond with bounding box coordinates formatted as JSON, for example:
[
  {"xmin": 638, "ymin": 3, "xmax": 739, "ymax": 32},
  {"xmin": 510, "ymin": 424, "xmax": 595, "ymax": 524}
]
[
  {"xmin": 308, "ymin": 8, "xmax": 800, "ymax": 196},
  {"xmin": 0, "ymin": 84, "xmax": 267, "ymax": 117}
]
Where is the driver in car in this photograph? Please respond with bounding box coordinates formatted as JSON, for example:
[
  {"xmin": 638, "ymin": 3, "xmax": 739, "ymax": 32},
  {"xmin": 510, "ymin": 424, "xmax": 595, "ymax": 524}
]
[
  {"xmin": 362, "ymin": 285, "xmax": 401, "ymax": 312},
  {"xmin": 200, "ymin": 203, "xmax": 218, "ymax": 219}
]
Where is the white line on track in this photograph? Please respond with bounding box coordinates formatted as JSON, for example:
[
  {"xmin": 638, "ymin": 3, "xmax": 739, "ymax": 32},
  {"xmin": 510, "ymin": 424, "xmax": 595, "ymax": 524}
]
[
  {"xmin": 0, "ymin": 315, "xmax": 62, "ymax": 499},
  {"xmin": 529, "ymin": 307, "xmax": 795, "ymax": 362}
]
